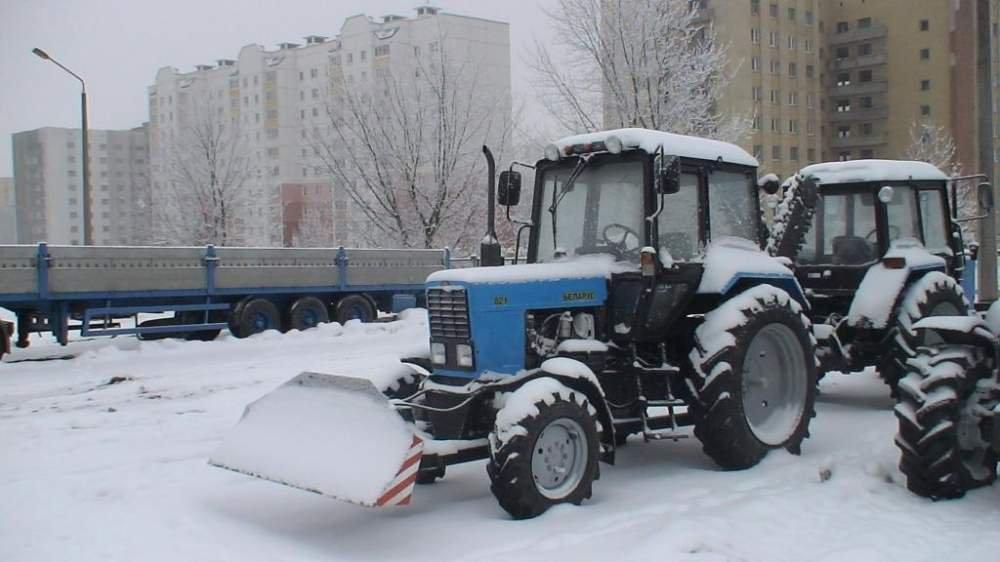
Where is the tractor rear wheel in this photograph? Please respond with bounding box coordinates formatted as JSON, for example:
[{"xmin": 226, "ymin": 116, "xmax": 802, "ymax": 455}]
[
  {"xmin": 487, "ymin": 378, "xmax": 600, "ymax": 519},
  {"xmin": 882, "ymin": 272, "xmax": 968, "ymax": 396},
  {"xmin": 895, "ymin": 343, "xmax": 998, "ymax": 499},
  {"xmin": 689, "ymin": 285, "xmax": 817, "ymax": 470}
]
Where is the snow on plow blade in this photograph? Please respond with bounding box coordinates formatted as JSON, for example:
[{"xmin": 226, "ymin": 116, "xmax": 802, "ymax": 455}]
[{"xmin": 210, "ymin": 372, "xmax": 423, "ymax": 507}]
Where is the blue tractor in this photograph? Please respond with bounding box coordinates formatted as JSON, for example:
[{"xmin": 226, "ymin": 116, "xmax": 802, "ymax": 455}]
[{"xmin": 212, "ymin": 128, "xmax": 818, "ymax": 519}]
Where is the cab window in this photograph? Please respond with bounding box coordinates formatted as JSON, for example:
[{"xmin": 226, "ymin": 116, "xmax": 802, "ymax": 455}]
[
  {"xmin": 804, "ymin": 191, "xmax": 878, "ymax": 265},
  {"xmin": 918, "ymin": 189, "xmax": 950, "ymax": 253},
  {"xmin": 657, "ymin": 172, "xmax": 700, "ymax": 260},
  {"xmin": 884, "ymin": 185, "xmax": 921, "ymax": 243},
  {"xmin": 708, "ymin": 170, "xmax": 757, "ymax": 242}
]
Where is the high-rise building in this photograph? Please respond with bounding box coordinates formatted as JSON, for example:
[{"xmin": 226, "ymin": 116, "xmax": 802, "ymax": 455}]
[
  {"xmin": 0, "ymin": 177, "xmax": 15, "ymax": 243},
  {"xmin": 11, "ymin": 126, "xmax": 151, "ymax": 245},
  {"xmin": 710, "ymin": 0, "xmax": 824, "ymax": 178},
  {"xmin": 149, "ymin": 7, "xmax": 511, "ymax": 247}
]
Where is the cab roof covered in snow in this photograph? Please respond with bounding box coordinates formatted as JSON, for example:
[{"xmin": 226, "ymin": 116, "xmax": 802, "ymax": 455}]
[
  {"xmin": 552, "ymin": 128, "xmax": 758, "ymax": 168},
  {"xmin": 800, "ymin": 160, "xmax": 948, "ymax": 185}
]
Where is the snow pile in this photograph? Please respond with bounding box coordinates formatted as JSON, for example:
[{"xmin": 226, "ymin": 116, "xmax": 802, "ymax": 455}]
[
  {"xmin": 846, "ymin": 241, "xmax": 946, "ymax": 328},
  {"xmin": 696, "ymin": 237, "xmax": 796, "ymax": 294},
  {"xmin": 428, "ymin": 254, "xmax": 637, "ymax": 284},
  {"xmin": 553, "ymin": 128, "xmax": 758, "ymax": 167},
  {"xmin": 800, "ymin": 160, "xmax": 947, "ymax": 184}
]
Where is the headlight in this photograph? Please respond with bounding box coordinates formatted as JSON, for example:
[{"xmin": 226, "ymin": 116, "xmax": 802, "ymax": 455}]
[
  {"xmin": 456, "ymin": 344, "xmax": 474, "ymax": 367},
  {"xmin": 605, "ymin": 135, "xmax": 623, "ymax": 154},
  {"xmin": 431, "ymin": 342, "xmax": 446, "ymax": 365}
]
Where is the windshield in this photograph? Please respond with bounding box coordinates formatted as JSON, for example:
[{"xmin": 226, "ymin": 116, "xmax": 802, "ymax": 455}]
[{"xmin": 535, "ymin": 158, "xmax": 645, "ymax": 263}]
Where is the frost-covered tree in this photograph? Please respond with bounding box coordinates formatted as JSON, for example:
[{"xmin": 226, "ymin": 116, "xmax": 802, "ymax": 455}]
[
  {"xmin": 157, "ymin": 104, "xmax": 250, "ymax": 246},
  {"xmin": 310, "ymin": 34, "xmax": 510, "ymax": 252},
  {"xmin": 290, "ymin": 204, "xmax": 334, "ymax": 248},
  {"xmin": 904, "ymin": 119, "xmax": 978, "ymax": 243},
  {"xmin": 531, "ymin": 0, "xmax": 748, "ymax": 141}
]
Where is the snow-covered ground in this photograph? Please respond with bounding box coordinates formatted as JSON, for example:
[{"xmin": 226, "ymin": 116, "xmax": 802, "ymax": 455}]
[{"xmin": 2, "ymin": 311, "xmax": 998, "ymax": 562}]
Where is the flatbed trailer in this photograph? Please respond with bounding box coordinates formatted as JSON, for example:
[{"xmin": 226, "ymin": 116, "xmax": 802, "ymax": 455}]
[{"xmin": 0, "ymin": 243, "xmax": 450, "ymax": 360}]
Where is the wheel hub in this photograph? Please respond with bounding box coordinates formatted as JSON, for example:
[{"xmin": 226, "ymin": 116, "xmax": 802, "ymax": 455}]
[
  {"xmin": 531, "ymin": 417, "xmax": 587, "ymax": 499},
  {"xmin": 741, "ymin": 323, "xmax": 807, "ymax": 446}
]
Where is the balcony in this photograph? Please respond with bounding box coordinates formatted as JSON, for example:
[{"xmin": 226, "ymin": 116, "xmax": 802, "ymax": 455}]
[
  {"xmin": 828, "ymin": 24, "xmax": 888, "ymax": 45},
  {"xmin": 831, "ymin": 53, "xmax": 888, "ymax": 70},
  {"xmin": 827, "ymin": 81, "xmax": 888, "ymax": 97},
  {"xmin": 828, "ymin": 107, "xmax": 889, "ymax": 123},
  {"xmin": 827, "ymin": 133, "xmax": 889, "ymax": 149}
]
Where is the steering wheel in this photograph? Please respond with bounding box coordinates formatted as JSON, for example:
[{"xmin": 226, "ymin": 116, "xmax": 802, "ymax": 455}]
[
  {"xmin": 864, "ymin": 225, "xmax": 901, "ymax": 242},
  {"xmin": 601, "ymin": 223, "xmax": 642, "ymax": 260}
]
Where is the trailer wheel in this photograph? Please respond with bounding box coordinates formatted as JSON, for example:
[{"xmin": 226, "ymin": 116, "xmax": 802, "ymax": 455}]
[
  {"xmin": 883, "ymin": 272, "xmax": 969, "ymax": 396},
  {"xmin": 487, "ymin": 379, "xmax": 600, "ymax": 519},
  {"xmin": 289, "ymin": 297, "xmax": 330, "ymax": 331},
  {"xmin": 895, "ymin": 343, "xmax": 998, "ymax": 499},
  {"xmin": 689, "ymin": 286, "xmax": 817, "ymax": 470},
  {"xmin": 179, "ymin": 312, "xmax": 222, "ymax": 341},
  {"xmin": 335, "ymin": 295, "xmax": 375, "ymax": 324},
  {"xmin": 231, "ymin": 298, "xmax": 280, "ymax": 338}
]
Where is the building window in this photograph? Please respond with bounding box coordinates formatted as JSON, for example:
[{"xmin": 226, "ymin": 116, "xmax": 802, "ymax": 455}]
[
  {"xmin": 859, "ymin": 43, "xmax": 872, "ymax": 56},
  {"xmin": 836, "ymin": 21, "xmax": 849, "ymax": 33},
  {"xmin": 806, "ymin": 65, "xmax": 815, "ymax": 78},
  {"xmin": 374, "ymin": 45, "xmax": 390, "ymax": 57},
  {"xmin": 772, "ymin": 145, "xmax": 782, "ymax": 160},
  {"xmin": 752, "ymin": 115, "xmax": 761, "ymax": 130},
  {"xmin": 770, "ymin": 118, "xmax": 779, "ymax": 132},
  {"xmin": 752, "ymin": 86, "xmax": 762, "ymax": 101},
  {"xmin": 788, "ymin": 7, "xmax": 796, "ymax": 21},
  {"xmin": 769, "ymin": 31, "xmax": 779, "ymax": 47},
  {"xmin": 788, "ymin": 91, "xmax": 798, "ymax": 105},
  {"xmin": 751, "ymin": 0, "xmax": 760, "ymax": 15},
  {"xmin": 857, "ymin": 17, "xmax": 872, "ymax": 29},
  {"xmin": 787, "ymin": 36, "xmax": 796, "ymax": 49},
  {"xmin": 807, "ymin": 148, "xmax": 816, "ymax": 162},
  {"xmin": 790, "ymin": 147, "xmax": 800, "ymax": 161},
  {"xmin": 859, "ymin": 70, "xmax": 873, "ymax": 82},
  {"xmin": 860, "ymin": 149, "xmax": 874, "ymax": 159},
  {"xmin": 838, "ymin": 151, "xmax": 851, "ymax": 161},
  {"xmin": 860, "ymin": 96, "xmax": 873, "ymax": 109},
  {"xmin": 837, "ymin": 73, "xmax": 851, "ymax": 87},
  {"xmin": 804, "ymin": 39, "xmax": 813, "ymax": 53},
  {"xmin": 838, "ymin": 126, "xmax": 851, "ymax": 138},
  {"xmin": 770, "ymin": 89, "xmax": 781, "ymax": 104},
  {"xmin": 753, "ymin": 144, "xmax": 763, "ymax": 159},
  {"xmin": 862, "ymin": 123, "xmax": 873, "ymax": 136},
  {"xmin": 346, "ymin": 52, "xmax": 353, "ymax": 64},
  {"xmin": 360, "ymin": 50, "xmax": 367, "ymax": 62},
  {"xmin": 769, "ymin": 2, "xmax": 778, "ymax": 17},
  {"xmin": 836, "ymin": 47, "xmax": 849, "ymax": 61},
  {"xmin": 806, "ymin": 94, "xmax": 815, "ymax": 108},
  {"xmin": 920, "ymin": 19, "xmax": 929, "ymax": 31},
  {"xmin": 770, "ymin": 59, "xmax": 781, "ymax": 74},
  {"xmin": 920, "ymin": 48, "xmax": 930, "ymax": 60},
  {"xmin": 836, "ymin": 99, "xmax": 851, "ymax": 112},
  {"xmin": 921, "ymin": 105, "xmax": 931, "ymax": 116},
  {"xmin": 807, "ymin": 120, "xmax": 816, "ymax": 134},
  {"xmin": 751, "ymin": 57, "xmax": 760, "ymax": 71},
  {"xmin": 805, "ymin": 11, "xmax": 814, "ymax": 25},
  {"xmin": 921, "ymin": 79, "xmax": 931, "ymax": 91},
  {"xmin": 788, "ymin": 120, "xmax": 799, "ymax": 134},
  {"xmin": 751, "ymin": 28, "xmax": 760, "ymax": 44}
]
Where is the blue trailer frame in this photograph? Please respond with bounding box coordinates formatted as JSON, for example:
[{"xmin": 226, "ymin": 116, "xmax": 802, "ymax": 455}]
[{"xmin": 0, "ymin": 243, "xmax": 451, "ymax": 357}]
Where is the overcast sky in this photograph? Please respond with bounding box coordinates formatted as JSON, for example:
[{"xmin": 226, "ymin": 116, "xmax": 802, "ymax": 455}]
[{"xmin": 0, "ymin": 0, "xmax": 556, "ymax": 177}]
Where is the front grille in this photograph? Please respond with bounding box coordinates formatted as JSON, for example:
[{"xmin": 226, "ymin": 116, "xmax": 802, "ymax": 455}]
[{"xmin": 427, "ymin": 287, "xmax": 470, "ymax": 340}]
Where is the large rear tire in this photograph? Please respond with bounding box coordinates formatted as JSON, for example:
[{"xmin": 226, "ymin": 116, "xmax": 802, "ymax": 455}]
[
  {"xmin": 335, "ymin": 295, "xmax": 375, "ymax": 324},
  {"xmin": 231, "ymin": 298, "xmax": 281, "ymax": 338},
  {"xmin": 487, "ymin": 379, "xmax": 600, "ymax": 519},
  {"xmin": 882, "ymin": 272, "xmax": 968, "ymax": 396},
  {"xmin": 288, "ymin": 296, "xmax": 330, "ymax": 331},
  {"xmin": 689, "ymin": 286, "xmax": 817, "ymax": 470},
  {"xmin": 894, "ymin": 343, "xmax": 998, "ymax": 499}
]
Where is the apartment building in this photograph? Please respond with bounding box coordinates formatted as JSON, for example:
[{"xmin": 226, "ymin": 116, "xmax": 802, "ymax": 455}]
[
  {"xmin": 149, "ymin": 6, "xmax": 510, "ymax": 247},
  {"xmin": 710, "ymin": 0, "xmax": 824, "ymax": 178},
  {"xmin": 0, "ymin": 178, "xmax": 15, "ymax": 243},
  {"xmin": 11, "ymin": 126, "xmax": 151, "ymax": 245}
]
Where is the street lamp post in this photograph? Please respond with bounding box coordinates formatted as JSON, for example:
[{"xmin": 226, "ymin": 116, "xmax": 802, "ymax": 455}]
[{"xmin": 32, "ymin": 47, "xmax": 92, "ymax": 245}]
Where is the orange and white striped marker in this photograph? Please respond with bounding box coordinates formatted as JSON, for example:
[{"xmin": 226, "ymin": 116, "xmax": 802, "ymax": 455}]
[{"xmin": 375, "ymin": 435, "xmax": 424, "ymax": 506}]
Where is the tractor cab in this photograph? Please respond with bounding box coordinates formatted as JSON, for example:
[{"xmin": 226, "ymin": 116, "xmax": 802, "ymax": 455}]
[{"xmin": 791, "ymin": 160, "xmax": 961, "ymax": 300}]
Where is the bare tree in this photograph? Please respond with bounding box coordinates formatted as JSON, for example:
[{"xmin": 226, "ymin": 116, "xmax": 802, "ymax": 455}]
[
  {"xmin": 531, "ymin": 0, "xmax": 748, "ymax": 141},
  {"xmin": 310, "ymin": 36, "xmax": 510, "ymax": 252},
  {"xmin": 156, "ymin": 105, "xmax": 250, "ymax": 246},
  {"xmin": 904, "ymin": 119, "xmax": 978, "ymax": 243}
]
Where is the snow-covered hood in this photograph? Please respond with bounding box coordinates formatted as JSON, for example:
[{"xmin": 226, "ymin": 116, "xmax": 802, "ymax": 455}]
[{"xmin": 428, "ymin": 254, "xmax": 637, "ymax": 285}]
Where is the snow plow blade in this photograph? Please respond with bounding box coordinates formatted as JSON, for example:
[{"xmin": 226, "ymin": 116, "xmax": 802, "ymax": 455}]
[{"xmin": 209, "ymin": 372, "xmax": 423, "ymax": 507}]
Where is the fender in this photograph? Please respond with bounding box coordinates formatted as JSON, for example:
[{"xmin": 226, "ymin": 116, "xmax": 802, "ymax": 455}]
[{"xmin": 846, "ymin": 242, "xmax": 947, "ymax": 329}]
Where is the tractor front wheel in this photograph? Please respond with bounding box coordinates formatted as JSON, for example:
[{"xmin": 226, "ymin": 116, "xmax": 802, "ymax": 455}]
[{"xmin": 487, "ymin": 378, "xmax": 600, "ymax": 519}]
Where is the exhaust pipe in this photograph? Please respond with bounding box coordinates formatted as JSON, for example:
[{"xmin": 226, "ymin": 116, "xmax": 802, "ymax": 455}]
[{"xmin": 480, "ymin": 145, "xmax": 503, "ymax": 267}]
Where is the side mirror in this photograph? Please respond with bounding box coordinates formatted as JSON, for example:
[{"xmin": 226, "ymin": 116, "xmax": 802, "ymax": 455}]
[
  {"xmin": 498, "ymin": 170, "xmax": 521, "ymax": 206},
  {"xmin": 977, "ymin": 182, "xmax": 994, "ymax": 214},
  {"xmin": 656, "ymin": 153, "xmax": 681, "ymax": 194}
]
